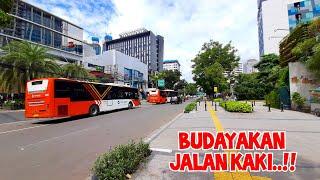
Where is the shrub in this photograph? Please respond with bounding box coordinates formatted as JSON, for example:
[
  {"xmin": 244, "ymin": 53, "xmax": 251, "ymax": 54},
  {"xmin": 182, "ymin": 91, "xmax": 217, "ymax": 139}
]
[
  {"xmin": 292, "ymin": 92, "xmax": 306, "ymax": 109},
  {"xmin": 265, "ymin": 90, "xmax": 280, "ymax": 109},
  {"xmin": 184, "ymin": 102, "xmax": 197, "ymax": 113},
  {"xmin": 220, "ymin": 101, "xmax": 252, "ymax": 113},
  {"xmin": 93, "ymin": 141, "xmax": 151, "ymax": 180},
  {"xmin": 213, "ymin": 98, "xmax": 223, "ymax": 103}
]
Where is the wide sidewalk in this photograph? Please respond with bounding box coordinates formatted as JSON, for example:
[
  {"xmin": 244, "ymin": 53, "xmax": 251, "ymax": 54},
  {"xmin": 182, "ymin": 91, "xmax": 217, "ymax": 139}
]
[{"xmin": 134, "ymin": 101, "xmax": 320, "ymax": 180}]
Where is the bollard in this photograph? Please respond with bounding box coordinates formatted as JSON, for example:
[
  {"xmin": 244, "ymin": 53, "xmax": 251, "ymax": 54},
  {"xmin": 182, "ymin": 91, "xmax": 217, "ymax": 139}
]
[
  {"xmin": 205, "ymin": 102, "xmax": 207, "ymax": 111},
  {"xmin": 195, "ymin": 103, "xmax": 197, "ymax": 111},
  {"xmin": 254, "ymin": 100, "xmax": 256, "ymax": 106},
  {"xmin": 268, "ymin": 104, "xmax": 271, "ymax": 112},
  {"xmin": 252, "ymin": 102, "xmax": 254, "ymax": 111},
  {"xmin": 212, "ymin": 100, "xmax": 213, "ymax": 106},
  {"xmin": 281, "ymin": 102, "xmax": 284, "ymax": 112},
  {"xmin": 215, "ymin": 102, "xmax": 217, "ymax": 111},
  {"xmin": 225, "ymin": 103, "xmax": 227, "ymax": 110}
]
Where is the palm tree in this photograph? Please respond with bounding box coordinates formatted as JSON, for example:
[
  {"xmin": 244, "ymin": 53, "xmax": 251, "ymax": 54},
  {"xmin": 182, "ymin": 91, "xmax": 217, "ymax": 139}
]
[
  {"xmin": 0, "ymin": 41, "xmax": 61, "ymax": 93},
  {"xmin": 62, "ymin": 63, "xmax": 90, "ymax": 80}
]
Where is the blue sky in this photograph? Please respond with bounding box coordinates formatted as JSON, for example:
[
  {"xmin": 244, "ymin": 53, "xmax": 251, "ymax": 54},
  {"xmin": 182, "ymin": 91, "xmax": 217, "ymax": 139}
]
[{"xmin": 27, "ymin": 0, "xmax": 259, "ymax": 82}]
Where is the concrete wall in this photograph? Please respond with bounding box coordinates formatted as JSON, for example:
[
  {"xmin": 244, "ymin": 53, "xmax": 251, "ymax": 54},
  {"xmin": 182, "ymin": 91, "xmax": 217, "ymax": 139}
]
[{"xmin": 289, "ymin": 61, "xmax": 318, "ymax": 105}]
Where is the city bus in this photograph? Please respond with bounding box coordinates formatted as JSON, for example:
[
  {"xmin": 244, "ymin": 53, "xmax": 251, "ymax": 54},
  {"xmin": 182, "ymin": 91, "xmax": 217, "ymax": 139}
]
[
  {"xmin": 147, "ymin": 88, "xmax": 167, "ymax": 104},
  {"xmin": 25, "ymin": 78, "xmax": 140, "ymax": 119}
]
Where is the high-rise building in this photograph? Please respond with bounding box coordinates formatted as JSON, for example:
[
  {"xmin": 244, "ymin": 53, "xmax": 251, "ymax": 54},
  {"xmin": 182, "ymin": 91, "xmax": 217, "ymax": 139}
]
[
  {"xmin": 103, "ymin": 28, "xmax": 164, "ymax": 73},
  {"xmin": 257, "ymin": 0, "xmax": 292, "ymax": 57},
  {"xmin": 163, "ymin": 60, "xmax": 180, "ymax": 71},
  {"xmin": 0, "ymin": 0, "xmax": 85, "ymax": 63},
  {"xmin": 243, "ymin": 59, "xmax": 259, "ymax": 74},
  {"xmin": 288, "ymin": 0, "xmax": 320, "ymax": 31}
]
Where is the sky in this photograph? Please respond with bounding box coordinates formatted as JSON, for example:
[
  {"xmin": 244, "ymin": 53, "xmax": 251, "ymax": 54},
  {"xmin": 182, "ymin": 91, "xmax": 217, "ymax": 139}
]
[{"xmin": 27, "ymin": 0, "xmax": 259, "ymax": 82}]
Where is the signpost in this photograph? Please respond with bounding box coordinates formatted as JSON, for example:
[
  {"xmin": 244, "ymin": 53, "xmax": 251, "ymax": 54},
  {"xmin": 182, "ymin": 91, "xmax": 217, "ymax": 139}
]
[
  {"xmin": 214, "ymin": 86, "xmax": 218, "ymax": 93},
  {"xmin": 158, "ymin": 79, "xmax": 165, "ymax": 88}
]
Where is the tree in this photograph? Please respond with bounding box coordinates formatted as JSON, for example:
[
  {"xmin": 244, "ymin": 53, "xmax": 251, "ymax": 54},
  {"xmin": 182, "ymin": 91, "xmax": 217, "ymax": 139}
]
[
  {"xmin": 192, "ymin": 41, "xmax": 239, "ymax": 95},
  {"xmin": 150, "ymin": 70, "xmax": 181, "ymax": 89},
  {"xmin": 254, "ymin": 54, "xmax": 280, "ymax": 94},
  {"xmin": 174, "ymin": 79, "xmax": 187, "ymax": 91},
  {"xmin": 62, "ymin": 63, "xmax": 90, "ymax": 80},
  {"xmin": 0, "ymin": 41, "xmax": 61, "ymax": 93},
  {"xmin": 185, "ymin": 83, "xmax": 197, "ymax": 95},
  {"xmin": 0, "ymin": 0, "xmax": 14, "ymax": 28},
  {"xmin": 234, "ymin": 73, "xmax": 265, "ymax": 100}
]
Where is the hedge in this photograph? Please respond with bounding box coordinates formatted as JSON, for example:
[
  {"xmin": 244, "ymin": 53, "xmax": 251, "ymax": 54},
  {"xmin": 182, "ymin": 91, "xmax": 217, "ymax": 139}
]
[
  {"xmin": 220, "ymin": 101, "xmax": 252, "ymax": 113},
  {"xmin": 184, "ymin": 102, "xmax": 197, "ymax": 113},
  {"xmin": 92, "ymin": 141, "xmax": 151, "ymax": 180}
]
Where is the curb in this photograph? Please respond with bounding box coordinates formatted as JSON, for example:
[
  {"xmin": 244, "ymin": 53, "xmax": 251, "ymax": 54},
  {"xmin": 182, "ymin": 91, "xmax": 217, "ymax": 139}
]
[
  {"xmin": 0, "ymin": 109, "xmax": 25, "ymax": 113},
  {"xmin": 144, "ymin": 112, "xmax": 183, "ymax": 144}
]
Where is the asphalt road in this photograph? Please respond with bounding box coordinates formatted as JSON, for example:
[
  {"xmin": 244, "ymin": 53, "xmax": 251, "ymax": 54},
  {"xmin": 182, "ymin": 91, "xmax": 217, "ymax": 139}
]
[{"xmin": 0, "ymin": 102, "xmax": 187, "ymax": 180}]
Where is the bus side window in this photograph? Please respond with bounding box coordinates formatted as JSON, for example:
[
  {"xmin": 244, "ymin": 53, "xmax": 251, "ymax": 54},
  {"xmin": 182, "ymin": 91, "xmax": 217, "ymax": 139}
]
[
  {"xmin": 70, "ymin": 83, "xmax": 93, "ymax": 101},
  {"xmin": 55, "ymin": 80, "xmax": 71, "ymax": 98}
]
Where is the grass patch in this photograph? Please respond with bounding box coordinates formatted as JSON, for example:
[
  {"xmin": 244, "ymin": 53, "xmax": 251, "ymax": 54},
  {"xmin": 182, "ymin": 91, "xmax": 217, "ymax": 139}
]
[
  {"xmin": 184, "ymin": 102, "xmax": 197, "ymax": 113},
  {"xmin": 92, "ymin": 141, "xmax": 151, "ymax": 180},
  {"xmin": 220, "ymin": 101, "xmax": 252, "ymax": 113}
]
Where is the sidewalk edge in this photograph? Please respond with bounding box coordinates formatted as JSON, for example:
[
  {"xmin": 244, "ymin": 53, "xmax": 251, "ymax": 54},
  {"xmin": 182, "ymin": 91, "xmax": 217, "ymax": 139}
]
[{"xmin": 144, "ymin": 112, "xmax": 183, "ymax": 144}]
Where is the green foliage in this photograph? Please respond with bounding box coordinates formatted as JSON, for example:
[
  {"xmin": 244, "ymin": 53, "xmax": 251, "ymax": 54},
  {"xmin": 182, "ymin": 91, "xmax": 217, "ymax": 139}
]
[
  {"xmin": 220, "ymin": 101, "xmax": 252, "ymax": 113},
  {"xmin": 292, "ymin": 92, "xmax": 306, "ymax": 108},
  {"xmin": 3, "ymin": 99, "xmax": 24, "ymax": 110},
  {"xmin": 93, "ymin": 141, "xmax": 151, "ymax": 180},
  {"xmin": 265, "ymin": 90, "xmax": 280, "ymax": 108},
  {"xmin": 174, "ymin": 79, "xmax": 187, "ymax": 91},
  {"xmin": 184, "ymin": 102, "xmax": 197, "ymax": 113},
  {"xmin": 0, "ymin": 0, "xmax": 14, "ymax": 28},
  {"xmin": 192, "ymin": 41, "xmax": 239, "ymax": 95},
  {"xmin": 213, "ymin": 98, "xmax": 223, "ymax": 103},
  {"xmin": 234, "ymin": 73, "xmax": 265, "ymax": 100},
  {"xmin": 150, "ymin": 70, "xmax": 181, "ymax": 89},
  {"xmin": 185, "ymin": 83, "xmax": 197, "ymax": 95},
  {"xmin": 0, "ymin": 41, "xmax": 61, "ymax": 93},
  {"xmin": 62, "ymin": 63, "xmax": 90, "ymax": 80}
]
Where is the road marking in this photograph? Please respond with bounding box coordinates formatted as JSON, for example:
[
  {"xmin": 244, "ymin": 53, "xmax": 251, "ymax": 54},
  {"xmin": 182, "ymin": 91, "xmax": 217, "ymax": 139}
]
[
  {"xmin": 150, "ymin": 148, "xmax": 173, "ymax": 153},
  {"xmin": 0, "ymin": 109, "xmax": 25, "ymax": 113},
  {"xmin": 144, "ymin": 112, "xmax": 183, "ymax": 143},
  {"xmin": 19, "ymin": 127, "xmax": 96, "ymax": 150},
  {"xmin": 0, "ymin": 124, "xmax": 48, "ymax": 135},
  {"xmin": 207, "ymin": 102, "xmax": 271, "ymax": 180}
]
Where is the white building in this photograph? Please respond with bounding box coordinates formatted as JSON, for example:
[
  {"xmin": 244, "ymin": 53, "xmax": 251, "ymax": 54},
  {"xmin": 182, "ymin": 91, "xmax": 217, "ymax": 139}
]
[
  {"xmin": 224, "ymin": 62, "xmax": 243, "ymax": 77},
  {"xmin": 243, "ymin": 59, "xmax": 259, "ymax": 74},
  {"xmin": 163, "ymin": 60, "xmax": 180, "ymax": 71},
  {"xmin": 83, "ymin": 50, "xmax": 148, "ymax": 90},
  {"xmin": 257, "ymin": 0, "xmax": 299, "ymax": 57}
]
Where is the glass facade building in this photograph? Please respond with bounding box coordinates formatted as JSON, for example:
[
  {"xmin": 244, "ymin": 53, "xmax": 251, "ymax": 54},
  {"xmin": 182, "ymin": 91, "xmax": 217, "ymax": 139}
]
[
  {"xmin": 288, "ymin": 0, "xmax": 320, "ymax": 31},
  {"xmin": 103, "ymin": 28, "xmax": 164, "ymax": 73},
  {"xmin": 0, "ymin": 0, "xmax": 84, "ymax": 62}
]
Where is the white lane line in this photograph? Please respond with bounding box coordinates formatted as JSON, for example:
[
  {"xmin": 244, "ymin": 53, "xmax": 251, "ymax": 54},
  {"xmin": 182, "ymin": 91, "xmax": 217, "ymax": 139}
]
[
  {"xmin": 19, "ymin": 126, "xmax": 97, "ymax": 150},
  {"xmin": 0, "ymin": 110, "xmax": 25, "ymax": 113},
  {"xmin": 0, "ymin": 125, "xmax": 48, "ymax": 135},
  {"xmin": 0, "ymin": 119, "xmax": 39, "ymax": 127},
  {"xmin": 150, "ymin": 148, "xmax": 173, "ymax": 153}
]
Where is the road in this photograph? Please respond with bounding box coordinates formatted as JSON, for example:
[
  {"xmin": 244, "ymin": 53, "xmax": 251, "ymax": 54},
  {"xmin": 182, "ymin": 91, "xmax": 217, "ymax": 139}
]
[{"xmin": 0, "ymin": 102, "xmax": 186, "ymax": 180}]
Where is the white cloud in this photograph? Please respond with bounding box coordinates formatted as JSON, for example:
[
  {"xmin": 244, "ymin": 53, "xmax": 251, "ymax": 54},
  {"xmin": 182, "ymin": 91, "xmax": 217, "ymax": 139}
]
[{"xmin": 27, "ymin": 0, "xmax": 259, "ymax": 82}]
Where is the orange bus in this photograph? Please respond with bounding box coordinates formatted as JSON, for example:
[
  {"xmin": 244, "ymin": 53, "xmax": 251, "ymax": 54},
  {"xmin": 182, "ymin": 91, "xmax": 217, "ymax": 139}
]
[
  {"xmin": 147, "ymin": 88, "xmax": 167, "ymax": 104},
  {"xmin": 25, "ymin": 78, "xmax": 140, "ymax": 119}
]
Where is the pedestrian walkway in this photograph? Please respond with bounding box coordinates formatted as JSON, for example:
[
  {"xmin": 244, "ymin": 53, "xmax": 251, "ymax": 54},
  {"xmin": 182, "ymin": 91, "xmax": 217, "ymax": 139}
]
[{"xmin": 134, "ymin": 101, "xmax": 320, "ymax": 180}]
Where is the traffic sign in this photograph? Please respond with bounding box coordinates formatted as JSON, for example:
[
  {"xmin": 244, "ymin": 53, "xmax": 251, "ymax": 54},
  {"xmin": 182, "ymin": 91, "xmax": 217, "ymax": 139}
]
[
  {"xmin": 214, "ymin": 86, "xmax": 218, "ymax": 93},
  {"xmin": 158, "ymin": 79, "xmax": 165, "ymax": 87}
]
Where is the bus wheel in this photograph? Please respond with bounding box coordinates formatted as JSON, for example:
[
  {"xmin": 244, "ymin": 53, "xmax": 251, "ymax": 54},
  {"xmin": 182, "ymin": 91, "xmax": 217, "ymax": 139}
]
[
  {"xmin": 128, "ymin": 102, "xmax": 133, "ymax": 109},
  {"xmin": 89, "ymin": 105, "xmax": 99, "ymax": 116}
]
